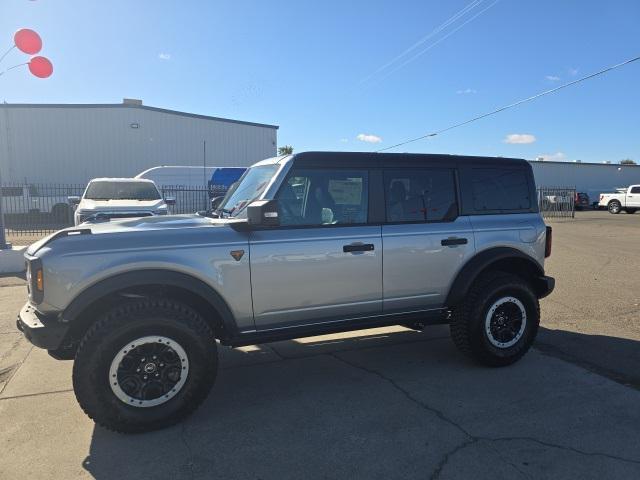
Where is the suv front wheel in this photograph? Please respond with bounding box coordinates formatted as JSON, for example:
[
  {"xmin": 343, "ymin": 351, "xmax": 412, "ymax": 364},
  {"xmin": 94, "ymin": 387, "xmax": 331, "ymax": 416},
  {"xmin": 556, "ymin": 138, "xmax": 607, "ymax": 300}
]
[
  {"xmin": 450, "ymin": 272, "xmax": 539, "ymax": 367},
  {"xmin": 72, "ymin": 298, "xmax": 218, "ymax": 433}
]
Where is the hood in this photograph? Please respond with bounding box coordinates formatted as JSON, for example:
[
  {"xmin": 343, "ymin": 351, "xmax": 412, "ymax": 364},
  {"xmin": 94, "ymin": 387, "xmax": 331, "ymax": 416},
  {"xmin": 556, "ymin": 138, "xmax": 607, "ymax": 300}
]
[
  {"xmin": 77, "ymin": 198, "xmax": 165, "ymax": 211},
  {"xmin": 27, "ymin": 214, "xmax": 244, "ymax": 256}
]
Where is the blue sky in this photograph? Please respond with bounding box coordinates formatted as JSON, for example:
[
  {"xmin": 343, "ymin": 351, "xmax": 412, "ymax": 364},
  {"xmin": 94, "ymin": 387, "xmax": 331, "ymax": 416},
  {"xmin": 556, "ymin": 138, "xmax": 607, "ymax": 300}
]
[{"xmin": 1, "ymin": 0, "xmax": 639, "ymax": 163}]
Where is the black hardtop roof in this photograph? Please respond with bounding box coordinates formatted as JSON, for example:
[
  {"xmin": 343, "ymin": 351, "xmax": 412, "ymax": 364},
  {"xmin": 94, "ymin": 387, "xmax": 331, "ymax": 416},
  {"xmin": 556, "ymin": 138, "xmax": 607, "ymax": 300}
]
[{"xmin": 291, "ymin": 151, "xmax": 529, "ymax": 168}]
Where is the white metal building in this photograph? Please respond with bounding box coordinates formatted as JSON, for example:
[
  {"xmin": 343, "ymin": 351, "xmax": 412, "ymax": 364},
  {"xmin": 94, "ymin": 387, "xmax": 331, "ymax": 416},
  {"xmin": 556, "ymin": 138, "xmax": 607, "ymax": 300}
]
[
  {"xmin": 529, "ymin": 160, "xmax": 640, "ymax": 200},
  {"xmin": 0, "ymin": 99, "xmax": 278, "ymax": 184}
]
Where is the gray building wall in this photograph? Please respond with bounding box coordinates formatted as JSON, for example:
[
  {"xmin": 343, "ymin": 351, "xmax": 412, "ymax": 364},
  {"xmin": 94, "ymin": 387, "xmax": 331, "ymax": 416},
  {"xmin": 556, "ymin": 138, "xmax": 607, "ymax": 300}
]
[
  {"xmin": 0, "ymin": 102, "xmax": 278, "ymax": 184},
  {"xmin": 529, "ymin": 160, "xmax": 640, "ymax": 200}
]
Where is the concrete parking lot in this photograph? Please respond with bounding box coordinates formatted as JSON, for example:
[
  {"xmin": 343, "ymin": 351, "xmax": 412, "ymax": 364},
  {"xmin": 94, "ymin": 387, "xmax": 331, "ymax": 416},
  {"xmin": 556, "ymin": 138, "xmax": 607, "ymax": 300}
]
[{"xmin": 1, "ymin": 210, "xmax": 639, "ymax": 479}]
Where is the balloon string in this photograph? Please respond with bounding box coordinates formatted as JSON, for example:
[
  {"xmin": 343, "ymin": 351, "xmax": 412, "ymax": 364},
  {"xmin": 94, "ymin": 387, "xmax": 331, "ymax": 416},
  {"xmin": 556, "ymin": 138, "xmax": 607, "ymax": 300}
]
[
  {"xmin": 0, "ymin": 62, "xmax": 28, "ymax": 77},
  {"xmin": 0, "ymin": 45, "xmax": 16, "ymax": 65}
]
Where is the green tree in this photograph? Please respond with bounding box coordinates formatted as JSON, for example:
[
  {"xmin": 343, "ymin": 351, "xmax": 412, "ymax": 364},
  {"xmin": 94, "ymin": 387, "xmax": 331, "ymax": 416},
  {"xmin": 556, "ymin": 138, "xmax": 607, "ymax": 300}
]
[
  {"xmin": 620, "ymin": 159, "xmax": 636, "ymax": 165},
  {"xmin": 278, "ymin": 145, "xmax": 294, "ymax": 155}
]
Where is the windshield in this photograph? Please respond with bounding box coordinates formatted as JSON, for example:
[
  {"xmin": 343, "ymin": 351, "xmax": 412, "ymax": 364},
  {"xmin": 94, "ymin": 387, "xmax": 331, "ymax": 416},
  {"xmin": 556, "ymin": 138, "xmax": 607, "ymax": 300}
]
[
  {"xmin": 84, "ymin": 181, "xmax": 161, "ymax": 200},
  {"xmin": 218, "ymin": 165, "xmax": 279, "ymax": 217}
]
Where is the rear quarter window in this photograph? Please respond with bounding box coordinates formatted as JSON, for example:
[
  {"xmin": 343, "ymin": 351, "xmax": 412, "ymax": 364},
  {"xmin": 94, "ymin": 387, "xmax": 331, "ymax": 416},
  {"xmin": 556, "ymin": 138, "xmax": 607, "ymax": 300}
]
[{"xmin": 470, "ymin": 168, "xmax": 531, "ymax": 212}]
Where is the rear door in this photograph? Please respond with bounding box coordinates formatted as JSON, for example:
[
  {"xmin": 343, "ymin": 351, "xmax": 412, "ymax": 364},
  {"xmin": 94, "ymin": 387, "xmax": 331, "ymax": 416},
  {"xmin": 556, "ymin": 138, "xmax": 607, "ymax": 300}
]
[
  {"xmin": 381, "ymin": 167, "xmax": 475, "ymax": 312},
  {"xmin": 250, "ymin": 167, "xmax": 383, "ymax": 329}
]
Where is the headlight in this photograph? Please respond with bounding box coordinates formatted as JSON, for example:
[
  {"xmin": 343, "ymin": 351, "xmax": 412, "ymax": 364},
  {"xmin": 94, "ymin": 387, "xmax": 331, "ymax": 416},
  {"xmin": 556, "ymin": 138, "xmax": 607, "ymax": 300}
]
[{"xmin": 155, "ymin": 205, "xmax": 169, "ymax": 215}]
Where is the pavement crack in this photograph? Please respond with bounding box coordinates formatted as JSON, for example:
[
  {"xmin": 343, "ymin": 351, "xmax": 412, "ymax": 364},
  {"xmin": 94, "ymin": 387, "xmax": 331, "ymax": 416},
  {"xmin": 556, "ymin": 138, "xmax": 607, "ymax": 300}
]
[
  {"xmin": 429, "ymin": 439, "xmax": 477, "ymax": 480},
  {"xmin": 487, "ymin": 436, "xmax": 640, "ymax": 466},
  {"xmin": 328, "ymin": 352, "xmax": 472, "ymax": 439}
]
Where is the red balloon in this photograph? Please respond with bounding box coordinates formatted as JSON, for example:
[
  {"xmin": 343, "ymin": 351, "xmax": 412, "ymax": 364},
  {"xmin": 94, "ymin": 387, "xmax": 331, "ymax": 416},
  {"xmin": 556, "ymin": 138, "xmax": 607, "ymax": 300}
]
[
  {"xmin": 14, "ymin": 28, "xmax": 42, "ymax": 55},
  {"xmin": 28, "ymin": 56, "xmax": 53, "ymax": 78}
]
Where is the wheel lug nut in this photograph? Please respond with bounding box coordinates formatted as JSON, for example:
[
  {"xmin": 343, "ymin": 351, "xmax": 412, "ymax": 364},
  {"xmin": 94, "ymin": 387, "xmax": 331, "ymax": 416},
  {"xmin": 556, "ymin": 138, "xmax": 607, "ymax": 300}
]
[{"xmin": 136, "ymin": 368, "xmax": 141, "ymax": 372}]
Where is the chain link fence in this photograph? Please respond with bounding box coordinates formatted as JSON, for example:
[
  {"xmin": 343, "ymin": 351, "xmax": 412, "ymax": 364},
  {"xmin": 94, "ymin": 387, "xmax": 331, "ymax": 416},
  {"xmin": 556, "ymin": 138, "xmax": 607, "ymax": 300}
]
[{"xmin": 537, "ymin": 186, "xmax": 576, "ymax": 219}]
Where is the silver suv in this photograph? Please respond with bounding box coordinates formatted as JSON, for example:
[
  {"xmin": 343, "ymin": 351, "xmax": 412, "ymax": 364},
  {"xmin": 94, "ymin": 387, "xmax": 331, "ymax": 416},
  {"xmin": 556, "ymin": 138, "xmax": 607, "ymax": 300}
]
[{"xmin": 17, "ymin": 152, "xmax": 554, "ymax": 433}]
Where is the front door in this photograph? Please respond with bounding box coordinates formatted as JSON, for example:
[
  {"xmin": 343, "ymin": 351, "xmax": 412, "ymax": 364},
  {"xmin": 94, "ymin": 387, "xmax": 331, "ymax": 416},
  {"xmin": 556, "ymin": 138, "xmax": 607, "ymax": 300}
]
[
  {"xmin": 627, "ymin": 186, "xmax": 640, "ymax": 207},
  {"xmin": 250, "ymin": 168, "xmax": 382, "ymax": 330},
  {"xmin": 381, "ymin": 168, "xmax": 475, "ymax": 311}
]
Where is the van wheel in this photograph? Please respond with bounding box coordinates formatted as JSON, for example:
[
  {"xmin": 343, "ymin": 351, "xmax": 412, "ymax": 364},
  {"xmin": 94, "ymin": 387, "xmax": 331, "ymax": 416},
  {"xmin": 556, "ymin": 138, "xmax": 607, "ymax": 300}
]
[
  {"xmin": 72, "ymin": 299, "xmax": 217, "ymax": 433},
  {"xmin": 450, "ymin": 272, "xmax": 539, "ymax": 367},
  {"xmin": 608, "ymin": 201, "xmax": 621, "ymax": 214}
]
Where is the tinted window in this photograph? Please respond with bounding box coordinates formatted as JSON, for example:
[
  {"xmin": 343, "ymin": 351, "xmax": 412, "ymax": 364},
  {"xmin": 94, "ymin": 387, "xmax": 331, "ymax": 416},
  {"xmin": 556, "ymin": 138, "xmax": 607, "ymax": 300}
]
[
  {"xmin": 630, "ymin": 186, "xmax": 640, "ymax": 194},
  {"xmin": 84, "ymin": 181, "xmax": 161, "ymax": 200},
  {"xmin": 471, "ymin": 168, "xmax": 531, "ymax": 211},
  {"xmin": 276, "ymin": 169, "xmax": 368, "ymax": 226},
  {"xmin": 384, "ymin": 169, "xmax": 457, "ymax": 222}
]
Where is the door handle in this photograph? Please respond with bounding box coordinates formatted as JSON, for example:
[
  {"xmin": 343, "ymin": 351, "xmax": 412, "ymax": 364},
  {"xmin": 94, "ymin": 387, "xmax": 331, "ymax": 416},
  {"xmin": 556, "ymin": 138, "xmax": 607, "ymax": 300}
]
[
  {"xmin": 441, "ymin": 237, "xmax": 468, "ymax": 247},
  {"xmin": 343, "ymin": 243, "xmax": 374, "ymax": 253}
]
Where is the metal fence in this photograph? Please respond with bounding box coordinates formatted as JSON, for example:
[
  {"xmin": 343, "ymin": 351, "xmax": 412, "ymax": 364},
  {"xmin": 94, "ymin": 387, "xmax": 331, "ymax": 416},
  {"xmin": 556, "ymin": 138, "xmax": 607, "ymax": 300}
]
[
  {"xmin": 537, "ymin": 186, "xmax": 576, "ymax": 219},
  {"xmin": 1, "ymin": 182, "xmax": 577, "ymax": 238},
  {"xmin": 1, "ymin": 183, "xmax": 212, "ymax": 237}
]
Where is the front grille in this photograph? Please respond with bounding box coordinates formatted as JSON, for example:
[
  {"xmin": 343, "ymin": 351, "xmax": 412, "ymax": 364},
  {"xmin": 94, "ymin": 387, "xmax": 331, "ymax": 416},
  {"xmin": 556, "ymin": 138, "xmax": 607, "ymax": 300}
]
[{"xmin": 80, "ymin": 212, "xmax": 154, "ymax": 223}]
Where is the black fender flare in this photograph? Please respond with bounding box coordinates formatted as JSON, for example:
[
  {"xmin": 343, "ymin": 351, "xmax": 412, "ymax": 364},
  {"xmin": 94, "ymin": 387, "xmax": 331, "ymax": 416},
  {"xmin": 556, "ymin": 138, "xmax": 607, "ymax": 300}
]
[
  {"xmin": 62, "ymin": 269, "xmax": 237, "ymax": 337},
  {"xmin": 445, "ymin": 247, "xmax": 545, "ymax": 307}
]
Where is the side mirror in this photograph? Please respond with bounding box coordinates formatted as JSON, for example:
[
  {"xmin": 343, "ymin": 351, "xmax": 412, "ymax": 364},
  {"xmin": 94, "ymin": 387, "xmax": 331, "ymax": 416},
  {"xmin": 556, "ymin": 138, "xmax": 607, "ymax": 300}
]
[
  {"xmin": 247, "ymin": 200, "xmax": 279, "ymax": 227},
  {"xmin": 211, "ymin": 196, "xmax": 224, "ymax": 210},
  {"xmin": 68, "ymin": 196, "xmax": 80, "ymax": 205},
  {"xmin": 164, "ymin": 196, "xmax": 176, "ymax": 206}
]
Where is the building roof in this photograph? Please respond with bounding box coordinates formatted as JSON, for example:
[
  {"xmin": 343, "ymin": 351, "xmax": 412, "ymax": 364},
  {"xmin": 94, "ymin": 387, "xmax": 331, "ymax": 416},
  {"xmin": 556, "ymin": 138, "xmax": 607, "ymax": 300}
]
[{"xmin": 0, "ymin": 101, "xmax": 279, "ymax": 130}]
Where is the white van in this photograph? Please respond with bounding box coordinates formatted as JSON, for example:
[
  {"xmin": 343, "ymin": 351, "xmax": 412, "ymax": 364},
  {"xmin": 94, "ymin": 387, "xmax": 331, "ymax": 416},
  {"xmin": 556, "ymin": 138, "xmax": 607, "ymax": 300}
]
[{"xmin": 135, "ymin": 166, "xmax": 216, "ymax": 189}]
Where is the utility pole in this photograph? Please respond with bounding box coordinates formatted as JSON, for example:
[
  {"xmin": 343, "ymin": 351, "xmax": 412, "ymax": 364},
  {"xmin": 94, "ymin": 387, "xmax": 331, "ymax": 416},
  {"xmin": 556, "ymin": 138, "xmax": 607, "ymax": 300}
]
[{"xmin": 203, "ymin": 140, "xmax": 207, "ymax": 210}]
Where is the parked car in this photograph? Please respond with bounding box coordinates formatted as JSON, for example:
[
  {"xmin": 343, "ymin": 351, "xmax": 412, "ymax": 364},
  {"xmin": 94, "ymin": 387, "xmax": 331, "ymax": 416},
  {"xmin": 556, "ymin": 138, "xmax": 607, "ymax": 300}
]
[
  {"xmin": 574, "ymin": 192, "xmax": 590, "ymax": 210},
  {"xmin": 18, "ymin": 152, "xmax": 554, "ymax": 433},
  {"xmin": 598, "ymin": 185, "xmax": 640, "ymax": 214},
  {"xmin": 69, "ymin": 178, "xmax": 175, "ymax": 225},
  {"xmin": 1, "ymin": 184, "xmax": 72, "ymax": 222}
]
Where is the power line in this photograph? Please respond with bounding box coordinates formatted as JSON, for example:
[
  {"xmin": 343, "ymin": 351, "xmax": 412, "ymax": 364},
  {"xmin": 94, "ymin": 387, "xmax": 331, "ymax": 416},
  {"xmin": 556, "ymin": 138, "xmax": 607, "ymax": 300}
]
[
  {"xmin": 376, "ymin": 0, "xmax": 501, "ymax": 83},
  {"xmin": 376, "ymin": 54, "xmax": 640, "ymax": 153},
  {"xmin": 360, "ymin": 0, "xmax": 484, "ymax": 85}
]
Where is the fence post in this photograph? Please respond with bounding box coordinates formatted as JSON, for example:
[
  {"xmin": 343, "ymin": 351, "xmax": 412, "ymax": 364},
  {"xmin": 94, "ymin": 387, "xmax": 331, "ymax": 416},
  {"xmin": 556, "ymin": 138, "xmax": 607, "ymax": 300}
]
[{"xmin": 0, "ymin": 181, "xmax": 11, "ymax": 249}]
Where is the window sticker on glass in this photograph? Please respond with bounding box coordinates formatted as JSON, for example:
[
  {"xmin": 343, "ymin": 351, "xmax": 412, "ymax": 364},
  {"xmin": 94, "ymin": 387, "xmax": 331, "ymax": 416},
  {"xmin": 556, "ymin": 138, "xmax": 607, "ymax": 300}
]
[{"xmin": 328, "ymin": 178, "xmax": 362, "ymax": 205}]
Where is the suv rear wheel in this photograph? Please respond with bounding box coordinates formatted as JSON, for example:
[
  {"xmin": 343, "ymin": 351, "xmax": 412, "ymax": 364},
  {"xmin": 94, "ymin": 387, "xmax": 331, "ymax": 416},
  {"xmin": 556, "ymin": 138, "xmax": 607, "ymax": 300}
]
[
  {"xmin": 450, "ymin": 272, "xmax": 539, "ymax": 367},
  {"xmin": 72, "ymin": 298, "xmax": 217, "ymax": 433}
]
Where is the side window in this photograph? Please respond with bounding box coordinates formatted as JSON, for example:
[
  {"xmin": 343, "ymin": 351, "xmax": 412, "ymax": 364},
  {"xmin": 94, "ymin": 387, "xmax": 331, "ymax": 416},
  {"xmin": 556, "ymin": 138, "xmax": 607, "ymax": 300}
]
[
  {"xmin": 471, "ymin": 168, "xmax": 531, "ymax": 211},
  {"xmin": 276, "ymin": 169, "xmax": 368, "ymax": 226},
  {"xmin": 384, "ymin": 169, "xmax": 457, "ymax": 222},
  {"xmin": 630, "ymin": 186, "xmax": 640, "ymax": 194}
]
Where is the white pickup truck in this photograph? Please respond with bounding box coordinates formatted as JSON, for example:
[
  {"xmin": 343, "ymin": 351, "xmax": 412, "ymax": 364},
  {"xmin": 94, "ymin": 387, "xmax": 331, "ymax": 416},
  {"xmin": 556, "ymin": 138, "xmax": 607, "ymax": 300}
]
[{"xmin": 598, "ymin": 185, "xmax": 640, "ymax": 214}]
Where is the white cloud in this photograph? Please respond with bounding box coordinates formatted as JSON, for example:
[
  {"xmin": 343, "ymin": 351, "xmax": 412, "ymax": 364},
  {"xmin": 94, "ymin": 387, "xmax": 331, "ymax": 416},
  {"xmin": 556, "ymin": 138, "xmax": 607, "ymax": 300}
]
[
  {"xmin": 158, "ymin": 53, "xmax": 172, "ymax": 60},
  {"xmin": 568, "ymin": 67, "xmax": 579, "ymax": 76},
  {"xmin": 504, "ymin": 133, "xmax": 536, "ymax": 144},
  {"xmin": 456, "ymin": 88, "xmax": 477, "ymax": 95},
  {"xmin": 538, "ymin": 152, "xmax": 566, "ymax": 162},
  {"xmin": 545, "ymin": 75, "xmax": 560, "ymax": 81},
  {"xmin": 356, "ymin": 133, "xmax": 382, "ymax": 144}
]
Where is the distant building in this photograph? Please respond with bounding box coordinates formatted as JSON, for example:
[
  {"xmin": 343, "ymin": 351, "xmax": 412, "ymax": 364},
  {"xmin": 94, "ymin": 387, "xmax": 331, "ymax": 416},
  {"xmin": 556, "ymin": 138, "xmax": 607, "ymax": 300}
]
[
  {"xmin": 0, "ymin": 99, "xmax": 278, "ymax": 184},
  {"xmin": 529, "ymin": 159, "xmax": 640, "ymax": 199}
]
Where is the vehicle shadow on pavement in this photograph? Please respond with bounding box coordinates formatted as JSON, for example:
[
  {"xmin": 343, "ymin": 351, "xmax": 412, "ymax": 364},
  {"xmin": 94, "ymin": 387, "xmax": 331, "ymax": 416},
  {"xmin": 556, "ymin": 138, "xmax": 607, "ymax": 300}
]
[
  {"xmin": 536, "ymin": 326, "xmax": 640, "ymax": 390},
  {"xmin": 79, "ymin": 325, "xmax": 640, "ymax": 480}
]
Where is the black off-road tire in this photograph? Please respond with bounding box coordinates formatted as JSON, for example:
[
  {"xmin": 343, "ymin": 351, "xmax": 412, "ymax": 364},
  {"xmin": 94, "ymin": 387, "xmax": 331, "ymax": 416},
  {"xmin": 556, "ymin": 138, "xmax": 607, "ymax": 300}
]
[
  {"xmin": 449, "ymin": 272, "xmax": 539, "ymax": 367},
  {"xmin": 72, "ymin": 298, "xmax": 217, "ymax": 433},
  {"xmin": 608, "ymin": 200, "xmax": 621, "ymax": 214}
]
